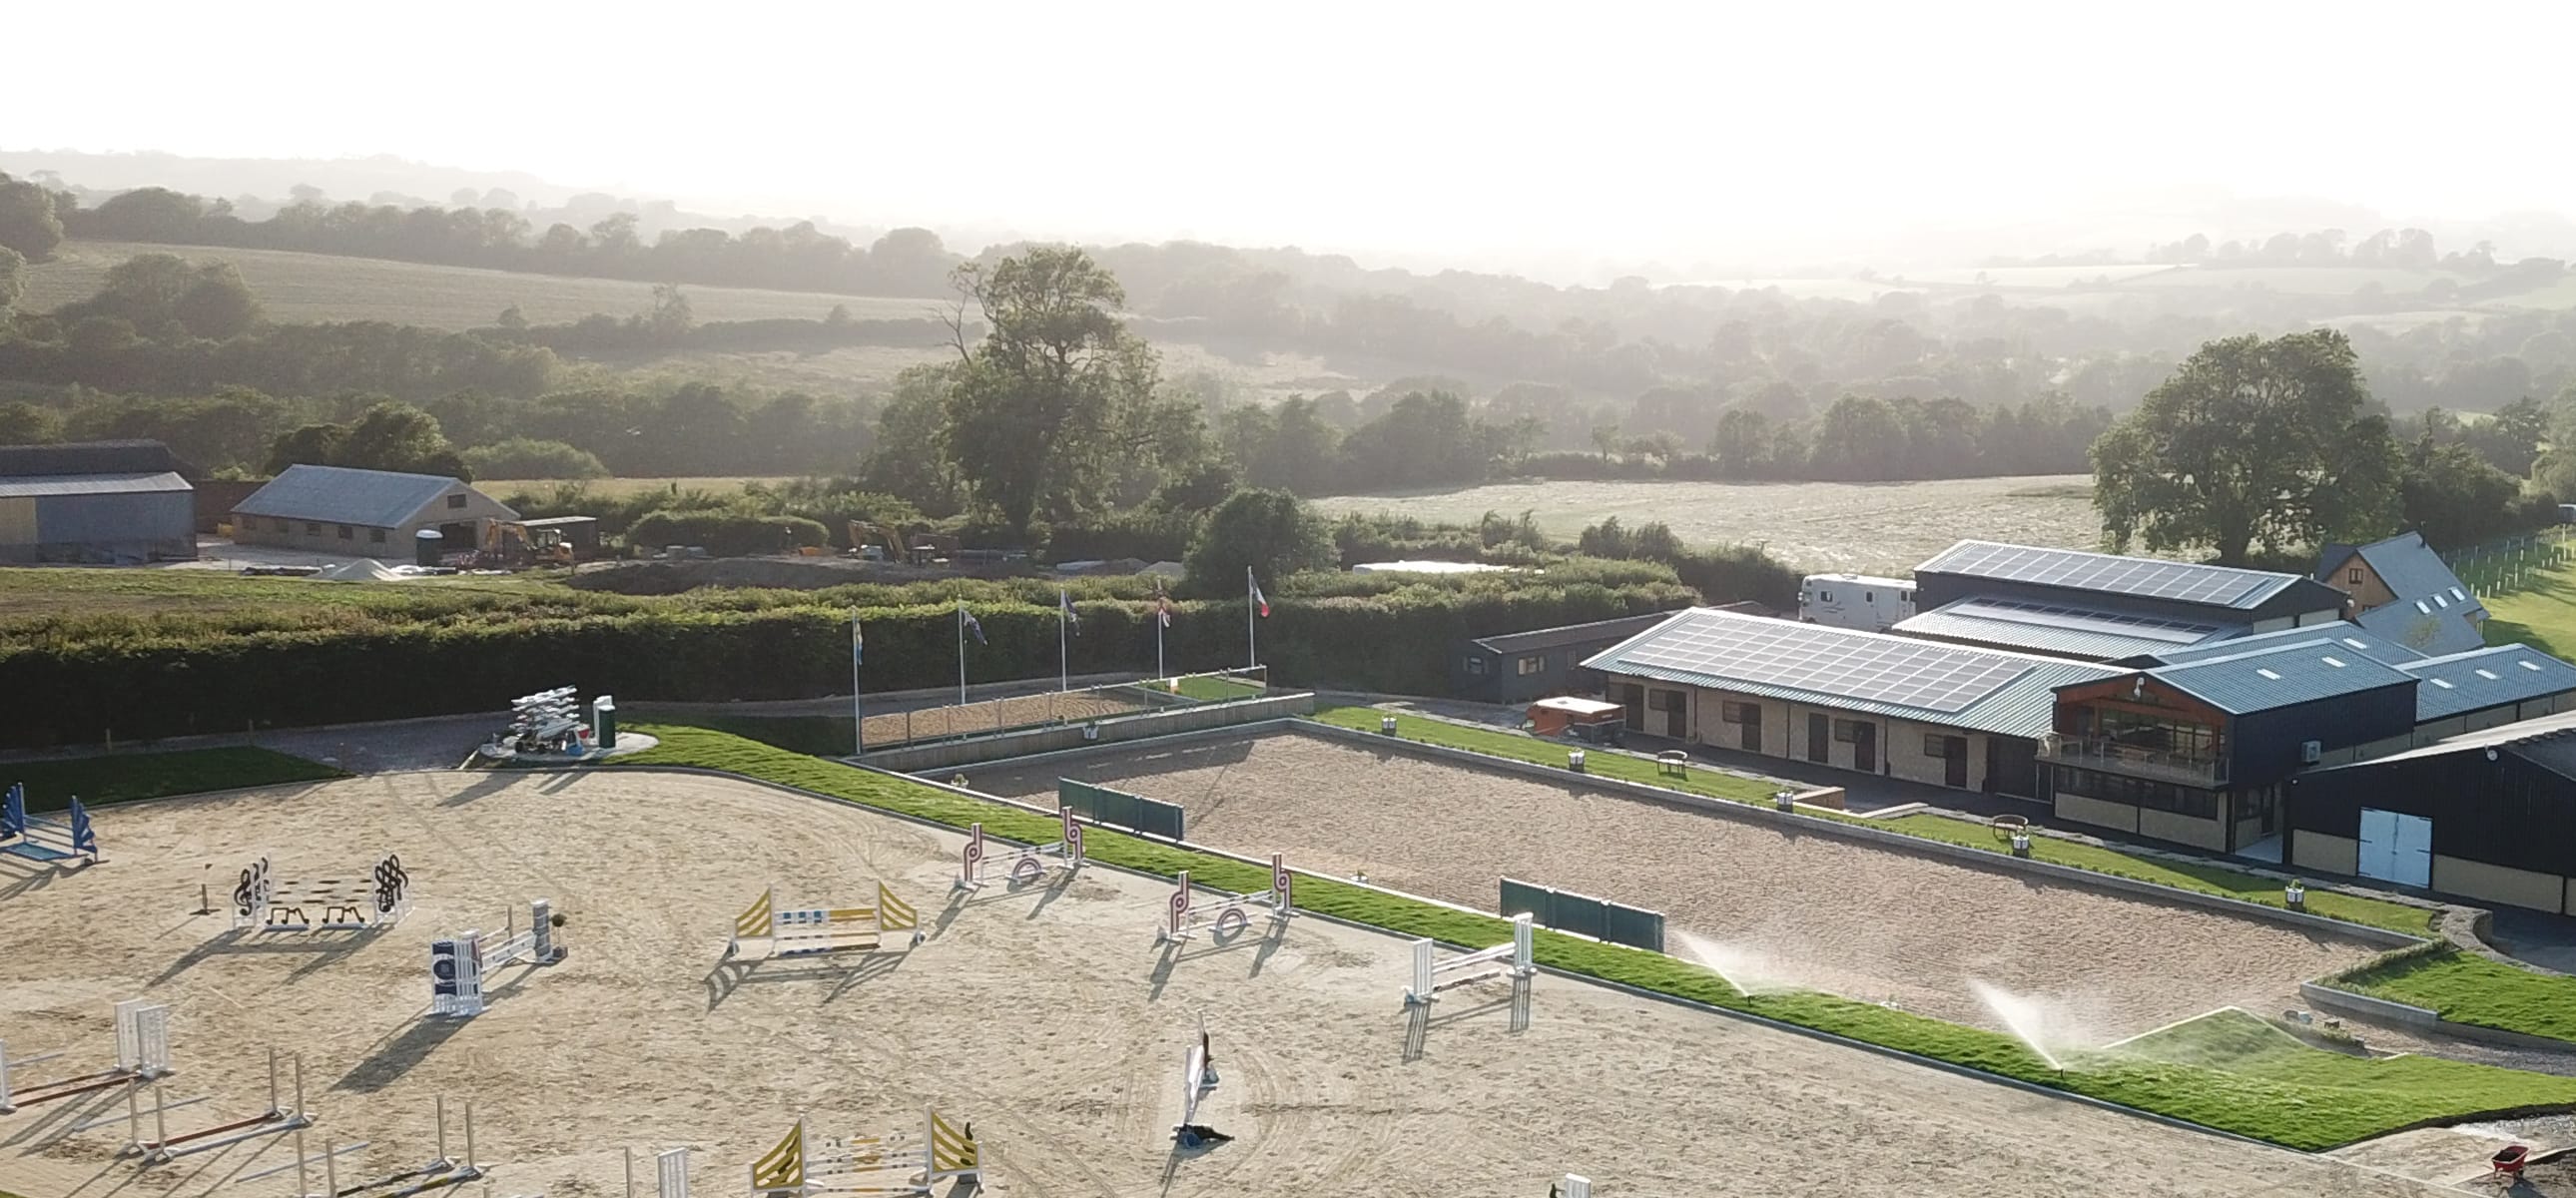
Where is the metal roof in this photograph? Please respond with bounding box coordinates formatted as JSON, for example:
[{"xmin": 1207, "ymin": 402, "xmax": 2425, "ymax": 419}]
[
  {"xmin": 234, "ymin": 464, "xmax": 507, "ymax": 527},
  {"xmin": 1474, "ymin": 611, "xmax": 1682, "ymax": 655},
  {"xmin": 0, "ymin": 470, "xmax": 193, "ymax": 499},
  {"xmin": 1891, "ymin": 596, "xmax": 2235, "ymax": 661},
  {"xmin": 2313, "ymin": 707, "xmax": 2576, "ymax": 772},
  {"xmin": 2354, "ymin": 600, "xmax": 2486, "ymax": 657},
  {"xmin": 1914, "ymin": 540, "xmax": 2304, "ymax": 611},
  {"xmin": 2125, "ymin": 621, "xmax": 2426, "ymax": 668},
  {"xmin": 2144, "ymin": 638, "xmax": 2416, "ymax": 715},
  {"xmin": 0, "ymin": 439, "xmax": 196, "ymax": 479},
  {"xmin": 1584, "ymin": 607, "xmax": 2114, "ymax": 738},
  {"xmin": 2322, "ymin": 532, "xmax": 2485, "ymax": 618},
  {"xmin": 2401, "ymin": 644, "xmax": 2576, "ymax": 722}
]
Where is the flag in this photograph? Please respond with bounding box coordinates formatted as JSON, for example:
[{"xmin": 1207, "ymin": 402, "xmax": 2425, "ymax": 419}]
[
  {"xmin": 1059, "ymin": 589, "xmax": 1080, "ymax": 634},
  {"xmin": 1250, "ymin": 573, "xmax": 1270, "ymax": 618},
  {"xmin": 1156, "ymin": 580, "xmax": 1174, "ymax": 628},
  {"xmin": 852, "ymin": 619, "xmax": 864, "ymax": 666},
  {"xmin": 961, "ymin": 605, "xmax": 985, "ymax": 645}
]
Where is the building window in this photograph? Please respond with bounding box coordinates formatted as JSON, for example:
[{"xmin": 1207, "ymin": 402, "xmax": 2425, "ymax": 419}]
[
  {"xmin": 270, "ymin": 517, "xmax": 287, "ymax": 532},
  {"xmin": 1924, "ymin": 734, "xmax": 1951, "ymax": 757},
  {"xmin": 1833, "ymin": 719, "xmax": 1866, "ymax": 743},
  {"xmin": 305, "ymin": 522, "xmax": 322, "ymax": 535},
  {"xmin": 1464, "ymin": 656, "xmax": 1488, "ymax": 675},
  {"xmin": 2054, "ymin": 766, "xmax": 2219, "ymax": 821},
  {"xmin": 1516, "ymin": 655, "xmax": 1548, "ymax": 676},
  {"xmin": 1865, "ymin": 591, "xmax": 1876, "ymax": 602},
  {"xmin": 2347, "ymin": 567, "xmax": 2363, "ymax": 585},
  {"xmin": 1720, "ymin": 701, "xmax": 1756, "ymax": 724},
  {"xmin": 1818, "ymin": 590, "xmax": 1833, "ymax": 603},
  {"xmin": 1649, "ymin": 690, "xmax": 1687, "ymax": 713},
  {"xmin": 369, "ymin": 528, "xmax": 387, "ymax": 543},
  {"xmin": 336, "ymin": 524, "xmax": 353, "ymax": 539},
  {"xmin": 445, "ymin": 493, "xmax": 468, "ymax": 509}
]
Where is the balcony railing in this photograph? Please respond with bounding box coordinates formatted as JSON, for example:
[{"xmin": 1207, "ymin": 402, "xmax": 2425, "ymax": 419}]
[{"xmin": 2040, "ymin": 734, "xmax": 2229, "ymax": 785}]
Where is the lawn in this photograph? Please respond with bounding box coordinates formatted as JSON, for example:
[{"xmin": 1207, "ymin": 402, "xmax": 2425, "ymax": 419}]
[
  {"xmin": 2480, "ymin": 559, "xmax": 2576, "ymax": 658},
  {"xmin": 5, "ymin": 746, "xmax": 344, "ymax": 810},
  {"xmin": 2327, "ymin": 946, "xmax": 2576, "ymax": 1043},
  {"xmin": 1311, "ymin": 705, "xmax": 2435, "ymax": 936},
  {"xmin": 612, "ymin": 722, "xmax": 2576, "ymax": 1149}
]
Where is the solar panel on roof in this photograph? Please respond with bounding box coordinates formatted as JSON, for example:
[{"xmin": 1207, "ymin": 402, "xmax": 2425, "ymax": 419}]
[
  {"xmin": 1938, "ymin": 597, "xmax": 2222, "ymax": 645},
  {"xmin": 1920, "ymin": 541, "xmax": 2289, "ymax": 608},
  {"xmin": 1618, "ymin": 617, "xmax": 2033, "ymax": 713}
]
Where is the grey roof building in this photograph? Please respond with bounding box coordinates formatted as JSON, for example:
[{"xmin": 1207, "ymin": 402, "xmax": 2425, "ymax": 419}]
[
  {"xmin": 1895, "ymin": 540, "xmax": 2349, "ymax": 661},
  {"xmin": 231, "ymin": 465, "xmax": 517, "ymax": 557},
  {"xmin": 2316, "ymin": 533, "xmax": 2486, "ymax": 654},
  {"xmin": 0, "ymin": 467, "xmax": 196, "ymax": 563}
]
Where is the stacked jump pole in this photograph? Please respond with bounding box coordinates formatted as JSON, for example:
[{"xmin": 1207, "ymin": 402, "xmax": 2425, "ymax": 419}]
[
  {"xmin": 748, "ymin": 1110, "xmax": 977, "ymax": 1197},
  {"xmin": 430, "ymin": 898, "xmax": 568, "ymax": 1018},
  {"xmin": 1403, "ymin": 913, "xmax": 1536, "ymax": 1005},
  {"xmin": 0, "ymin": 998, "xmax": 173, "ymax": 1115},
  {"xmin": 1, "ymin": 782, "xmax": 99, "ymax": 867},
  {"xmin": 726, "ymin": 883, "xmax": 924, "ymax": 960}
]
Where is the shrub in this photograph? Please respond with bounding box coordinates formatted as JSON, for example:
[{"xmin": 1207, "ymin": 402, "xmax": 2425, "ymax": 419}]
[{"xmin": 461, "ymin": 437, "xmax": 610, "ymax": 480}]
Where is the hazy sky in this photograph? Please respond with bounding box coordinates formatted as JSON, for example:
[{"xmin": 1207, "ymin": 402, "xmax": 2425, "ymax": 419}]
[{"xmin": 17, "ymin": 0, "xmax": 2575, "ymax": 264}]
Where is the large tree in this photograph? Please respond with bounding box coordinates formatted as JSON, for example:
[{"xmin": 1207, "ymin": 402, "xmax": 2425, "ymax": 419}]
[
  {"xmin": 0, "ymin": 176, "xmax": 63, "ymax": 262},
  {"xmin": 2092, "ymin": 329, "xmax": 2401, "ymax": 564},
  {"xmin": 941, "ymin": 246, "xmax": 1177, "ymax": 536},
  {"xmin": 1182, "ymin": 488, "xmax": 1336, "ymax": 594}
]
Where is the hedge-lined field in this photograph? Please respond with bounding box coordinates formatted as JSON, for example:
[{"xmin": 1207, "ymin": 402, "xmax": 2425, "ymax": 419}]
[{"xmin": 5, "ymin": 747, "xmax": 344, "ymax": 810}]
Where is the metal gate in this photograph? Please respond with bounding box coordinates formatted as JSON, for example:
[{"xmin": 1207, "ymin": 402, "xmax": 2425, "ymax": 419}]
[{"xmin": 2356, "ymin": 807, "xmax": 2432, "ymax": 888}]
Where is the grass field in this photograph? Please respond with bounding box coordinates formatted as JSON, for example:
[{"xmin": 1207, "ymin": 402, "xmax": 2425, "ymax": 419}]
[
  {"xmin": 1314, "ymin": 474, "xmax": 2108, "ymax": 572},
  {"xmin": 1312, "ymin": 707, "xmax": 2434, "ymax": 935},
  {"xmin": 19, "ymin": 240, "xmax": 950, "ymax": 329},
  {"xmin": 6, "ymin": 746, "xmax": 343, "ymax": 809},
  {"xmin": 2476, "ymin": 560, "xmax": 2576, "ymax": 658},
  {"xmin": 2328, "ymin": 946, "xmax": 2576, "ymax": 1043},
  {"xmin": 479, "ymin": 475, "xmax": 800, "ymax": 499},
  {"xmin": 0, "ymin": 566, "xmax": 584, "ymax": 628},
  {"xmin": 619, "ymin": 722, "xmax": 2576, "ymax": 1150}
]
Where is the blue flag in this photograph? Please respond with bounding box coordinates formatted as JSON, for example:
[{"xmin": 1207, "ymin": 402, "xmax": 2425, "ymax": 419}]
[
  {"xmin": 852, "ymin": 619, "xmax": 864, "ymax": 666},
  {"xmin": 961, "ymin": 606, "xmax": 986, "ymax": 645}
]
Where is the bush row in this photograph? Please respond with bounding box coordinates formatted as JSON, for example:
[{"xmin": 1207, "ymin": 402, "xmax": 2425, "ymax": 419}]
[{"xmin": 0, "ymin": 582, "xmax": 1693, "ymax": 747}]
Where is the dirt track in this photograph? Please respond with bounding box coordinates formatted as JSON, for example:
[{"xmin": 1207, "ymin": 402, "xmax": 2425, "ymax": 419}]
[
  {"xmin": 0, "ymin": 771, "xmax": 2442, "ymax": 1198},
  {"xmin": 973, "ymin": 729, "xmax": 2386, "ymax": 1039}
]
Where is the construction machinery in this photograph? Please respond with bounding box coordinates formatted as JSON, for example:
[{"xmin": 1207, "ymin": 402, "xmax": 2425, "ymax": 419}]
[{"xmin": 475, "ymin": 518, "xmax": 575, "ymax": 569}]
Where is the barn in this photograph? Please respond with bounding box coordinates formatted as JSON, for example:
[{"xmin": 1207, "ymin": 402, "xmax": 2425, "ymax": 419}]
[
  {"xmin": 2288, "ymin": 713, "xmax": 2576, "ymax": 914},
  {"xmin": 230, "ymin": 465, "xmax": 517, "ymax": 556},
  {"xmin": 0, "ymin": 439, "xmax": 198, "ymax": 564}
]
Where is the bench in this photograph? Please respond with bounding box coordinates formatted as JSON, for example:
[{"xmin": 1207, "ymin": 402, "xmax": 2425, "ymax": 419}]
[{"xmin": 1655, "ymin": 750, "xmax": 1690, "ymax": 778}]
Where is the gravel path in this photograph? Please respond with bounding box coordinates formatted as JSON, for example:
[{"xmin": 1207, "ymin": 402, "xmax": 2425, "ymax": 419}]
[
  {"xmin": 0, "ymin": 770, "xmax": 2445, "ymax": 1198},
  {"xmin": 974, "ymin": 729, "xmax": 2389, "ymax": 1040}
]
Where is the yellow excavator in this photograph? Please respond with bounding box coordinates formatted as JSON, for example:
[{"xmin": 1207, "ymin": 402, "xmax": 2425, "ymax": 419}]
[
  {"xmin": 477, "ymin": 518, "xmax": 575, "ymax": 568},
  {"xmin": 848, "ymin": 519, "xmax": 912, "ymax": 563}
]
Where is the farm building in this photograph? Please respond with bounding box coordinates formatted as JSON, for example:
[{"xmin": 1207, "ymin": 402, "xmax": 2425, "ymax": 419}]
[
  {"xmin": 2314, "ymin": 531, "xmax": 2485, "ymax": 655},
  {"xmin": 1454, "ymin": 611, "xmax": 1686, "ymax": 705},
  {"xmin": 230, "ymin": 465, "xmax": 517, "ymax": 556},
  {"xmin": 2287, "ymin": 713, "xmax": 2576, "ymax": 913},
  {"xmin": 0, "ymin": 439, "xmax": 197, "ymax": 563},
  {"xmin": 1585, "ymin": 607, "xmax": 2114, "ymax": 798},
  {"xmin": 1894, "ymin": 541, "xmax": 2349, "ymax": 662}
]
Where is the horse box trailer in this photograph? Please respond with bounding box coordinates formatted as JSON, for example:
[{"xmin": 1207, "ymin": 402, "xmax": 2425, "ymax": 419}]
[{"xmin": 1798, "ymin": 573, "xmax": 1915, "ymax": 632}]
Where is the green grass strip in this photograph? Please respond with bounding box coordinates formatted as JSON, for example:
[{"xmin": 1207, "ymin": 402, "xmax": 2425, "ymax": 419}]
[
  {"xmin": 6, "ymin": 747, "xmax": 346, "ymax": 810},
  {"xmin": 615, "ymin": 721, "xmax": 2576, "ymax": 1150},
  {"xmin": 1311, "ymin": 705, "xmax": 2433, "ymax": 936},
  {"xmin": 2328, "ymin": 945, "xmax": 2576, "ymax": 1044}
]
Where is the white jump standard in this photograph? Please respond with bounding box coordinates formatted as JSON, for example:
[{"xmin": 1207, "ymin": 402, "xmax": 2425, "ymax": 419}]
[
  {"xmin": 628, "ymin": 1146, "xmax": 693, "ymax": 1198},
  {"xmin": 1403, "ymin": 912, "xmax": 1536, "ymax": 1005},
  {"xmin": 1171, "ymin": 1020, "xmax": 1230, "ymax": 1150},
  {"xmin": 748, "ymin": 1110, "xmax": 978, "ymax": 1196},
  {"xmin": 120, "ymin": 1047, "xmax": 312, "ymax": 1163},
  {"xmin": 1153, "ymin": 858, "xmax": 1293, "ymax": 944},
  {"xmin": 726, "ymin": 884, "xmax": 924, "ymax": 960},
  {"xmin": 233, "ymin": 854, "xmax": 413, "ymax": 931},
  {"xmin": 430, "ymin": 898, "xmax": 569, "ymax": 1017},
  {"xmin": 955, "ymin": 808, "xmax": 1085, "ymax": 891},
  {"xmin": 2, "ymin": 782, "xmax": 99, "ymax": 867},
  {"xmin": 0, "ymin": 998, "xmax": 173, "ymax": 1114}
]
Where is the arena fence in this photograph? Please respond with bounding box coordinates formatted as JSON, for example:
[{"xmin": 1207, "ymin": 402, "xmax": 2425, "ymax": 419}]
[
  {"xmin": 1502, "ymin": 877, "xmax": 1666, "ymax": 953},
  {"xmin": 1057, "ymin": 777, "xmax": 1187, "ymax": 842},
  {"xmin": 861, "ymin": 666, "xmax": 1269, "ymax": 752}
]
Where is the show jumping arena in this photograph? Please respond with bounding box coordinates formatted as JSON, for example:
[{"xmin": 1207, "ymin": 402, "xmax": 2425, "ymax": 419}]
[
  {"xmin": 0, "ymin": 769, "xmax": 2451, "ymax": 1197},
  {"xmin": 970, "ymin": 727, "xmax": 2390, "ymax": 1038}
]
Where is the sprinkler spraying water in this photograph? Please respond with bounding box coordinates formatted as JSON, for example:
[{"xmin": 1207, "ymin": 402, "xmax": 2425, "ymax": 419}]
[{"xmin": 1970, "ymin": 979, "xmax": 2068, "ymax": 1072}]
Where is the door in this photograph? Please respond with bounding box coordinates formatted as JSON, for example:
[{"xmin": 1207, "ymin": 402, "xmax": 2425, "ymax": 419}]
[
  {"xmin": 1942, "ymin": 737, "xmax": 1968, "ymax": 788},
  {"xmin": 1853, "ymin": 723, "xmax": 1877, "ymax": 774},
  {"xmin": 1807, "ymin": 714, "xmax": 1829, "ymax": 763},
  {"xmin": 2356, "ymin": 808, "xmax": 2433, "ymax": 888},
  {"xmin": 1738, "ymin": 704, "xmax": 1761, "ymax": 752}
]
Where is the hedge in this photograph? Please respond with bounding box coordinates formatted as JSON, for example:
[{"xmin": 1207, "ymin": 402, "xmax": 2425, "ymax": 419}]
[{"xmin": 0, "ymin": 582, "xmax": 1692, "ymax": 748}]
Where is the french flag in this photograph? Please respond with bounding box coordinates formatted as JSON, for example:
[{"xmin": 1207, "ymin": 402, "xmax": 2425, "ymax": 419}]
[{"xmin": 1249, "ymin": 569, "xmax": 1269, "ymax": 618}]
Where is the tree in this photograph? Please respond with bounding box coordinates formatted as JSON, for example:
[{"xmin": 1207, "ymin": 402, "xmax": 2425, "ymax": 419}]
[
  {"xmin": 0, "ymin": 245, "xmax": 23, "ymax": 315},
  {"xmin": 2092, "ymin": 330, "xmax": 2402, "ymax": 564},
  {"xmin": 172, "ymin": 262, "xmax": 262, "ymax": 339},
  {"xmin": 0, "ymin": 177, "xmax": 62, "ymax": 262},
  {"xmin": 941, "ymin": 246, "xmax": 1169, "ymax": 535},
  {"xmin": 266, "ymin": 402, "xmax": 468, "ymax": 477},
  {"xmin": 459, "ymin": 437, "xmax": 609, "ymax": 480},
  {"xmin": 0, "ymin": 400, "xmax": 64, "ymax": 444},
  {"xmin": 2399, "ymin": 436, "xmax": 2522, "ymax": 551},
  {"xmin": 1182, "ymin": 488, "xmax": 1336, "ymax": 593},
  {"xmin": 266, "ymin": 422, "xmax": 351, "ymax": 473},
  {"xmin": 861, "ymin": 363, "xmax": 964, "ymax": 515}
]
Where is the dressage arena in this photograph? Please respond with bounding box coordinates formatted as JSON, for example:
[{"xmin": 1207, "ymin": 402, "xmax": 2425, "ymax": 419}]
[
  {"xmin": 974, "ymin": 728, "xmax": 2389, "ymax": 1037},
  {"xmin": 0, "ymin": 770, "xmax": 2446, "ymax": 1197}
]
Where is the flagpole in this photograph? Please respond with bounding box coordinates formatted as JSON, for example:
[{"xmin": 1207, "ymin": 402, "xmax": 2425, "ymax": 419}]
[
  {"xmin": 956, "ymin": 599, "xmax": 967, "ymax": 707},
  {"xmin": 1058, "ymin": 592, "xmax": 1069, "ymax": 693},
  {"xmin": 1246, "ymin": 566, "xmax": 1258, "ymax": 672},
  {"xmin": 1156, "ymin": 594, "xmax": 1166, "ymax": 681},
  {"xmin": 851, "ymin": 615, "xmax": 864, "ymax": 757}
]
